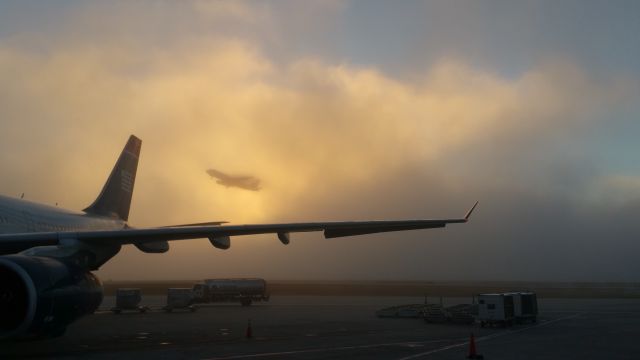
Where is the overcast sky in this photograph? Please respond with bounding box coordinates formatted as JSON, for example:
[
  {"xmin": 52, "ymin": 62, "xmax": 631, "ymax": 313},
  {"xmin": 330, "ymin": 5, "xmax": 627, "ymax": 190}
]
[{"xmin": 1, "ymin": 1, "xmax": 639, "ymax": 281}]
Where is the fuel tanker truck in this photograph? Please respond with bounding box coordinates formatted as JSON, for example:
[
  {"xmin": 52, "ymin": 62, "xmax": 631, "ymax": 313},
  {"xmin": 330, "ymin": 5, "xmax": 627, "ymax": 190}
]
[{"xmin": 192, "ymin": 278, "xmax": 269, "ymax": 306}]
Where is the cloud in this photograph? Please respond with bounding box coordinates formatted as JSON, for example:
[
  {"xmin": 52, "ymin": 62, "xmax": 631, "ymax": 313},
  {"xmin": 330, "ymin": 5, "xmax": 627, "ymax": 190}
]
[{"xmin": 0, "ymin": 1, "xmax": 639, "ymax": 281}]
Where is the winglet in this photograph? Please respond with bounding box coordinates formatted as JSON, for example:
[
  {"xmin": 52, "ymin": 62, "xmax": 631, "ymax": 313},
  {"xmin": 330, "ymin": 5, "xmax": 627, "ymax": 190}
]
[{"xmin": 464, "ymin": 201, "xmax": 479, "ymax": 221}]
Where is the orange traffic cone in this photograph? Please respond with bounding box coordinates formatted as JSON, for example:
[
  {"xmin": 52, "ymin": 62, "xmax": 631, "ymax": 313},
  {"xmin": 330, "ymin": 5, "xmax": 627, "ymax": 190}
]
[
  {"xmin": 467, "ymin": 332, "xmax": 484, "ymax": 359},
  {"xmin": 467, "ymin": 332, "xmax": 479, "ymax": 359},
  {"xmin": 245, "ymin": 319, "xmax": 253, "ymax": 339}
]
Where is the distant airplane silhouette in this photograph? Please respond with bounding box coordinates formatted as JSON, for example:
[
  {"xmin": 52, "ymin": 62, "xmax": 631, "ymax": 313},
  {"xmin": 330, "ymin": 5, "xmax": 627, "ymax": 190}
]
[{"xmin": 207, "ymin": 168, "xmax": 261, "ymax": 191}]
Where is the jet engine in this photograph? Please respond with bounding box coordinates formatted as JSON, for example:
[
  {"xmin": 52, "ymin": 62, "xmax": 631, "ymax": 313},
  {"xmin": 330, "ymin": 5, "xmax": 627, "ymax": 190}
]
[{"xmin": 0, "ymin": 255, "xmax": 102, "ymax": 340}]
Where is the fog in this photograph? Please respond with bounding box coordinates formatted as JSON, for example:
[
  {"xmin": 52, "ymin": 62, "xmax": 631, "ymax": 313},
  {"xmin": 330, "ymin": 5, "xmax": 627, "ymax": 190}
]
[{"xmin": 1, "ymin": 1, "xmax": 639, "ymax": 281}]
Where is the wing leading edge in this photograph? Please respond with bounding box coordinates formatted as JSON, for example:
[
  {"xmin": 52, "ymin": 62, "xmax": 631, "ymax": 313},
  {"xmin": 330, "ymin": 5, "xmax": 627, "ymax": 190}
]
[{"xmin": 0, "ymin": 202, "xmax": 478, "ymax": 252}]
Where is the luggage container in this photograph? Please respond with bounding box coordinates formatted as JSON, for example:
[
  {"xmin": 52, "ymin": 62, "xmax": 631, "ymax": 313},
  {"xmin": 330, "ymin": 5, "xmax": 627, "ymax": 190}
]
[
  {"xmin": 423, "ymin": 305, "xmax": 448, "ymax": 323},
  {"xmin": 508, "ymin": 291, "xmax": 538, "ymax": 323},
  {"xmin": 164, "ymin": 288, "xmax": 197, "ymax": 312},
  {"xmin": 375, "ymin": 304, "xmax": 426, "ymax": 318},
  {"xmin": 111, "ymin": 288, "xmax": 149, "ymax": 314},
  {"xmin": 446, "ymin": 304, "xmax": 476, "ymax": 324},
  {"xmin": 477, "ymin": 293, "xmax": 515, "ymax": 327}
]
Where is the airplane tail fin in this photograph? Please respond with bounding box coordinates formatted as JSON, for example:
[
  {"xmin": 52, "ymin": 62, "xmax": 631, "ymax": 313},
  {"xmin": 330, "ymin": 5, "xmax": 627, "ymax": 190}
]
[{"xmin": 83, "ymin": 135, "xmax": 141, "ymax": 221}]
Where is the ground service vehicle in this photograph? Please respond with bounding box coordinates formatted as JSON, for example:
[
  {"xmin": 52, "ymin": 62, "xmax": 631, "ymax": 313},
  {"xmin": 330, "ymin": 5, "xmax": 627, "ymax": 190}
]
[
  {"xmin": 193, "ymin": 278, "xmax": 269, "ymax": 306},
  {"xmin": 111, "ymin": 288, "xmax": 149, "ymax": 314},
  {"xmin": 505, "ymin": 291, "xmax": 538, "ymax": 323},
  {"xmin": 164, "ymin": 288, "xmax": 197, "ymax": 312},
  {"xmin": 477, "ymin": 293, "xmax": 515, "ymax": 327}
]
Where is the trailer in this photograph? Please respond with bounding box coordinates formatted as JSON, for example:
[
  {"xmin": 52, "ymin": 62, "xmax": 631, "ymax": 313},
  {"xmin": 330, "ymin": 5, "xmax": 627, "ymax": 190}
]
[
  {"xmin": 376, "ymin": 302, "xmax": 476, "ymax": 325},
  {"xmin": 518, "ymin": 292, "xmax": 538, "ymax": 323},
  {"xmin": 477, "ymin": 293, "xmax": 515, "ymax": 327},
  {"xmin": 423, "ymin": 305, "xmax": 448, "ymax": 323},
  {"xmin": 446, "ymin": 304, "xmax": 476, "ymax": 324},
  {"xmin": 505, "ymin": 292, "xmax": 538, "ymax": 323},
  {"xmin": 110, "ymin": 288, "xmax": 150, "ymax": 314},
  {"xmin": 376, "ymin": 304, "xmax": 428, "ymax": 318},
  {"xmin": 163, "ymin": 288, "xmax": 197, "ymax": 312},
  {"xmin": 192, "ymin": 278, "xmax": 269, "ymax": 306}
]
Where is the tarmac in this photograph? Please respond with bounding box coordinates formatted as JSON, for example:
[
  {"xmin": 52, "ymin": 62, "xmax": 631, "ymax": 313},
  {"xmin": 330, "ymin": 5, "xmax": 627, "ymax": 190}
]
[{"xmin": 3, "ymin": 296, "xmax": 640, "ymax": 359}]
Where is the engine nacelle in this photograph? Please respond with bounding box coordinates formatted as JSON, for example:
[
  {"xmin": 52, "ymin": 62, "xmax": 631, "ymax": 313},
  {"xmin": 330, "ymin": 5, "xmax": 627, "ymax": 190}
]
[{"xmin": 0, "ymin": 255, "xmax": 102, "ymax": 340}]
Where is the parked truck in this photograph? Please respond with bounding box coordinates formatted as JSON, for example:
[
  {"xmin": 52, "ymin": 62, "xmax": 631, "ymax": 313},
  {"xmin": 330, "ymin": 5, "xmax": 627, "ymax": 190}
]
[{"xmin": 192, "ymin": 278, "xmax": 269, "ymax": 306}]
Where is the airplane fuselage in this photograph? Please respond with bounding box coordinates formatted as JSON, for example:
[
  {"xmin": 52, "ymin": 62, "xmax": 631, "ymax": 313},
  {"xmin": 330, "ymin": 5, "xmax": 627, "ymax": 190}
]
[
  {"xmin": 0, "ymin": 195, "xmax": 125, "ymax": 256},
  {"xmin": 0, "ymin": 195, "xmax": 125, "ymax": 234}
]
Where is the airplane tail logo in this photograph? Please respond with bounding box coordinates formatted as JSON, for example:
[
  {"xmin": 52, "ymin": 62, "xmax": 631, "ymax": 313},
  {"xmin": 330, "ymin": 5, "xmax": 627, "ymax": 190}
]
[{"xmin": 83, "ymin": 135, "xmax": 141, "ymax": 221}]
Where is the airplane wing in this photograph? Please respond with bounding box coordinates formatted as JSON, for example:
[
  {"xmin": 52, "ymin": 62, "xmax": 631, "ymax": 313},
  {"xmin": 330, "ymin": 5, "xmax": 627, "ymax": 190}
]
[
  {"xmin": 0, "ymin": 202, "xmax": 477, "ymax": 252},
  {"xmin": 162, "ymin": 221, "xmax": 228, "ymax": 227}
]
